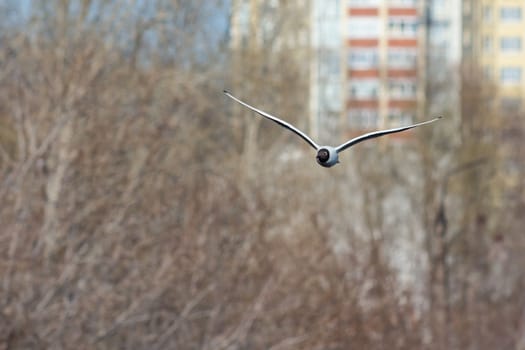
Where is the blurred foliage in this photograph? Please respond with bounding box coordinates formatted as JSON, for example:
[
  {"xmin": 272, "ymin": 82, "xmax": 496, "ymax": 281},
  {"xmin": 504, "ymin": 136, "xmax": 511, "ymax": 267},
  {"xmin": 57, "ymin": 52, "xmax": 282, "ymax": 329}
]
[{"xmin": 0, "ymin": 1, "xmax": 524, "ymax": 349}]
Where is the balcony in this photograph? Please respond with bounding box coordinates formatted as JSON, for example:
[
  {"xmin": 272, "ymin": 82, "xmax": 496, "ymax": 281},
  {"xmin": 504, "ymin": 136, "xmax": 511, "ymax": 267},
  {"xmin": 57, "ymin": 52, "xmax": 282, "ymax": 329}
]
[
  {"xmin": 388, "ymin": 18, "xmax": 418, "ymax": 39},
  {"xmin": 348, "ymin": 49, "xmax": 379, "ymax": 69},
  {"xmin": 388, "ymin": 0, "xmax": 417, "ymax": 7},
  {"xmin": 348, "ymin": 0, "xmax": 380, "ymax": 7}
]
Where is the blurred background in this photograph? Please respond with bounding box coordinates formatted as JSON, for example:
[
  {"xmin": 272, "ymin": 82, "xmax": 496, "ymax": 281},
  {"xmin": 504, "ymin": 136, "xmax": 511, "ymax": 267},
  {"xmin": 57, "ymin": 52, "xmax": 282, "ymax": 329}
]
[{"xmin": 0, "ymin": 0, "xmax": 524, "ymax": 349}]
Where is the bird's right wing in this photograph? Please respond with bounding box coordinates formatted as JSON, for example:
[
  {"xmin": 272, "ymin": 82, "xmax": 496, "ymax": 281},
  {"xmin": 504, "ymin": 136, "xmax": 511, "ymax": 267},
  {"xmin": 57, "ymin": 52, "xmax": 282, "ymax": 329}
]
[
  {"xmin": 224, "ymin": 91, "xmax": 320, "ymax": 150},
  {"xmin": 336, "ymin": 117, "xmax": 442, "ymax": 153}
]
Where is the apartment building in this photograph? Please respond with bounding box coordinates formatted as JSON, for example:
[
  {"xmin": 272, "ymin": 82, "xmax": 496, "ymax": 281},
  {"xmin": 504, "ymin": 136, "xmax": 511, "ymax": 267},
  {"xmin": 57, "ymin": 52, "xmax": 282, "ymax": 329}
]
[
  {"xmin": 344, "ymin": 0, "xmax": 426, "ymax": 139},
  {"xmin": 463, "ymin": 0, "xmax": 525, "ymax": 113},
  {"xmin": 230, "ymin": 0, "xmax": 466, "ymax": 141}
]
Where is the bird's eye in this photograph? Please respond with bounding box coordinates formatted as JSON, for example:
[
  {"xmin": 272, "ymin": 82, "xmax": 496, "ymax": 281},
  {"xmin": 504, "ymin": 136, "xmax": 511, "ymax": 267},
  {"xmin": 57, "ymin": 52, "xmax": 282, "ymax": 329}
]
[{"xmin": 317, "ymin": 149, "xmax": 330, "ymax": 162}]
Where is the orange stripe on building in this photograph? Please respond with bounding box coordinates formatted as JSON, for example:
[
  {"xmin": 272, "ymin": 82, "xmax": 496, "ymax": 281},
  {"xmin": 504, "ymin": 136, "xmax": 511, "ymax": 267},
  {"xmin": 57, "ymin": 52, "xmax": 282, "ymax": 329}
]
[
  {"xmin": 347, "ymin": 100, "xmax": 379, "ymax": 109},
  {"xmin": 348, "ymin": 39, "xmax": 379, "ymax": 47},
  {"xmin": 388, "ymin": 8, "xmax": 418, "ymax": 16},
  {"xmin": 388, "ymin": 131, "xmax": 413, "ymax": 140},
  {"xmin": 388, "ymin": 100, "xmax": 417, "ymax": 109},
  {"xmin": 387, "ymin": 69, "xmax": 417, "ymax": 78},
  {"xmin": 349, "ymin": 69, "xmax": 380, "ymax": 78},
  {"xmin": 348, "ymin": 8, "xmax": 379, "ymax": 16},
  {"xmin": 345, "ymin": 129, "xmax": 413, "ymax": 140},
  {"xmin": 388, "ymin": 39, "xmax": 417, "ymax": 47},
  {"xmin": 345, "ymin": 129, "xmax": 377, "ymax": 138}
]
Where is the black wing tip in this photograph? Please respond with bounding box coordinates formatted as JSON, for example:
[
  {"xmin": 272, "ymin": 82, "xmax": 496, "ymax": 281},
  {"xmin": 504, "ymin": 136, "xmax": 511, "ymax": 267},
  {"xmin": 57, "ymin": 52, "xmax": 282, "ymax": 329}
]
[{"xmin": 223, "ymin": 90, "xmax": 230, "ymax": 95}]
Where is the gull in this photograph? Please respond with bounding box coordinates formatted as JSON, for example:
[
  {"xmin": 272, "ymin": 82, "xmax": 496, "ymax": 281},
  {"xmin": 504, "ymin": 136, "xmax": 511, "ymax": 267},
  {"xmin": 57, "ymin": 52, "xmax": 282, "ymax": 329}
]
[{"xmin": 224, "ymin": 91, "xmax": 441, "ymax": 168}]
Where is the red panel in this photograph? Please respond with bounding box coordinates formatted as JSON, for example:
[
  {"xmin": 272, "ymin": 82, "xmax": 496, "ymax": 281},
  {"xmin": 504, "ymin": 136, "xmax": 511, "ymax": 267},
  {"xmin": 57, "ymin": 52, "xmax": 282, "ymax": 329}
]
[
  {"xmin": 349, "ymin": 69, "xmax": 380, "ymax": 78},
  {"xmin": 388, "ymin": 8, "xmax": 418, "ymax": 16},
  {"xmin": 388, "ymin": 100, "xmax": 417, "ymax": 109},
  {"xmin": 387, "ymin": 69, "xmax": 417, "ymax": 78},
  {"xmin": 347, "ymin": 100, "xmax": 379, "ymax": 109},
  {"xmin": 388, "ymin": 131, "xmax": 413, "ymax": 140},
  {"xmin": 348, "ymin": 39, "xmax": 379, "ymax": 47},
  {"xmin": 349, "ymin": 8, "xmax": 379, "ymax": 16},
  {"xmin": 388, "ymin": 39, "xmax": 418, "ymax": 47}
]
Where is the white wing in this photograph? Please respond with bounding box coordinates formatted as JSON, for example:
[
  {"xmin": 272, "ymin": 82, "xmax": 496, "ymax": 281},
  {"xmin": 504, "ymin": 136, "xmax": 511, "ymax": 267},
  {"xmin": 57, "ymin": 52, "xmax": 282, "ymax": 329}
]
[
  {"xmin": 336, "ymin": 117, "xmax": 442, "ymax": 153},
  {"xmin": 224, "ymin": 91, "xmax": 320, "ymax": 150}
]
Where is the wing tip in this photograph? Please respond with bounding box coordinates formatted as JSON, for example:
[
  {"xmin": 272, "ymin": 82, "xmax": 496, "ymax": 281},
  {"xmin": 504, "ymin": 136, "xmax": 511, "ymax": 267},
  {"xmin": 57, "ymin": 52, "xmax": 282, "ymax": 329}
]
[{"xmin": 426, "ymin": 116, "xmax": 442, "ymax": 123}]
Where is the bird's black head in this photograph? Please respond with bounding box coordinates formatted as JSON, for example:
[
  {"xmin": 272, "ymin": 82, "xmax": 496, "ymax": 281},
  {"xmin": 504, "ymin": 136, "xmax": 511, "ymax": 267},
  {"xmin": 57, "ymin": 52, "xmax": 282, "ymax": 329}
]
[{"xmin": 316, "ymin": 148, "xmax": 330, "ymax": 163}]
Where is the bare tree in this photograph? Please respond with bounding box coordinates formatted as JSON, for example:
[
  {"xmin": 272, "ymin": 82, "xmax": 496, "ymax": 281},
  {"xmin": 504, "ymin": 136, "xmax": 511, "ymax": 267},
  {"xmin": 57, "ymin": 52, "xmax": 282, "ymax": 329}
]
[{"xmin": 0, "ymin": 1, "xmax": 524, "ymax": 349}]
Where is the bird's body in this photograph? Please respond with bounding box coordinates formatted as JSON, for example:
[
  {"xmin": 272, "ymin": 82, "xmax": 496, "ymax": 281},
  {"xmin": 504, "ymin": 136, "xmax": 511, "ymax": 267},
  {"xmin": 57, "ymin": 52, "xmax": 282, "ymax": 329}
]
[
  {"xmin": 224, "ymin": 90, "xmax": 441, "ymax": 168},
  {"xmin": 316, "ymin": 146, "xmax": 339, "ymax": 167}
]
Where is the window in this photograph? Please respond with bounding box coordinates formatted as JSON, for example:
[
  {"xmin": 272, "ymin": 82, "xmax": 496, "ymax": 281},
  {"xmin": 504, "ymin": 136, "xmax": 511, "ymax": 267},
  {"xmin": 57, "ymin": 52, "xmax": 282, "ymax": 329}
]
[
  {"xmin": 324, "ymin": 1, "xmax": 340, "ymax": 17},
  {"xmin": 317, "ymin": 81, "xmax": 342, "ymax": 113},
  {"xmin": 388, "ymin": 17, "xmax": 418, "ymax": 37},
  {"xmin": 429, "ymin": 21, "xmax": 448, "ymax": 46},
  {"xmin": 348, "ymin": 109, "xmax": 379, "ymax": 129},
  {"xmin": 349, "ymin": 0, "xmax": 380, "ymax": 6},
  {"xmin": 388, "ymin": 110, "xmax": 414, "ymax": 127},
  {"xmin": 348, "ymin": 17, "xmax": 381, "ymax": 38},
  {"xmin": 500, "ymin": 7, "xmax": 522, "ymax": 22},
  {"xmin": 500, "ymin": 67, "xmax": 522, "ymax": 84},
  {"xmin": 316, "ymin": 18, "xmax": 340, "ymax": 47},
  {"xmin": 314, "ymin": 0, "xmax": 339, "ymax": 18},
  {"xmin": 389, "ymin": 80, "xmax": 417, "ymax": 98},
  {"xmin": 320, "ymin": 51, "xmax": 341, "ymax": 76},
  {"xmin": 349, "ymin": 79, "xmax": 379, "ymax": 99},
  {"xmin": 348, "ymin": 49, "xmax": 379, "ymax": 68},
  {"xmin": 388, "ymin": 49, "xmax": 417, "ymax": 68},
  {"xmin": 500, "ymin": 37, "xmax": 521, "ymax": 52},
  {"xmin": 483, "ymin": 6, "xmax": 492, "ymax": 22},
  {"xmin": 389, "ymin": 0, "xmax": 417, "ymax": 6},
  {"xmin": 483, "ymin": 36, "xmax": 492, "ymax": 52},
  {"xmin": 429, "ymin": 1, "xmax": 446, "ymax": 18}
]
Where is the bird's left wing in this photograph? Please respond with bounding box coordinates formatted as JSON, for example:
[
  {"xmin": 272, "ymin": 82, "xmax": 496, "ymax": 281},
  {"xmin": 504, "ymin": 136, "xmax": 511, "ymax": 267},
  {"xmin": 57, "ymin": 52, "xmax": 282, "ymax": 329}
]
[
  {"xmin": 335, "ymin": 117, "xmax": 442, "ymax": 153},
  {"xmin": 224, "ymin": 91, "xmax": 320, "ymax": 150}
]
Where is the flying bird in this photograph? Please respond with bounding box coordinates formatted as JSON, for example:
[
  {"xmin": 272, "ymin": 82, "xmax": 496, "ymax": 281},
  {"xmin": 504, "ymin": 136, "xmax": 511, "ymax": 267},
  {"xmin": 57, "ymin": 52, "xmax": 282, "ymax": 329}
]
[{"xmin": 224, "ymin": 90, "xmax": 441, "ymax": 168}]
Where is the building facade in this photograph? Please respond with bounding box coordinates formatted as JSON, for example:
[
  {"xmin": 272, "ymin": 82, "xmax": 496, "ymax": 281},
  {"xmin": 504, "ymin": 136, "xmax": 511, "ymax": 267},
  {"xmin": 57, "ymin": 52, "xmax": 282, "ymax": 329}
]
[
  {"xmin": 230, "ymin": 0, "xmax": 469, "ymax": 142},
  {"xmin": 426, "ymin": 0, "xmax": 462, "ymax": 109},
  {"xmin": 462, "ymin": 0, "xmax": 525, "ymax": 189},
  {"xmin": 463, "ymin": 0, "xmax": 525, "ymax": 113},
  {"xmin": 344, "ymin": 0, "xmax": 426, "ymax": 139},
  {"xmin": 310, "ymin": 0, "xmax": 343, "ymax": 143}
]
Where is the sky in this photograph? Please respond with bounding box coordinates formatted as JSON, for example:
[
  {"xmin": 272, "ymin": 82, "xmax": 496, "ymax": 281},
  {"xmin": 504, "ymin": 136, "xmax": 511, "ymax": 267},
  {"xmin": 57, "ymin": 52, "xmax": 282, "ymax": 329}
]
[{"xmin": 1, "ymin": 0, "xmax": 231, "ymax": 64}]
